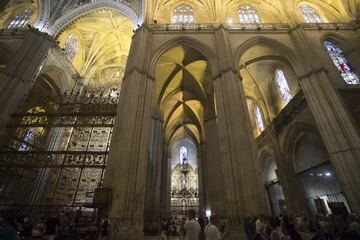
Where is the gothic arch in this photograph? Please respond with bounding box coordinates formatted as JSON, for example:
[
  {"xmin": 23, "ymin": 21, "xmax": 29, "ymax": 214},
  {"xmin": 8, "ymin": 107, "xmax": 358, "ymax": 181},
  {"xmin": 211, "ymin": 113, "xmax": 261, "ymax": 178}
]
[
  {"xmin": 235, "ymin": 36, "xmax": 309, "ymax": 77},
  {"xmin": 33, "ymin": 0, "xmax": 50, "ymax": 30},
  {"xmin": 296, "ymin": 0, "xmax": 350, "ymax": 22},
  {"xmin": 320, "ymin": 32, "xmax": 360, "ymax": 82},
  {"xmin": 50, "ymin": 1, "xmax": 140, "ymax": 36},
  {"xmin": 320, "ymin": 32, "xmax": 357, "ymax": 52},
  {"xmin": 149, "ymin": 36, "xmax": 219, "ymax": 78},
  {"xmin": 281, "ymin": 122, "xmax": 320, "ymax": 161},
  {"xmin": 223, "ymin": 0, "xmax": 285, "ymax": 23},
  {"xmin": 40, "ymin": 65, "xmax": 73, "ymax": 93}
]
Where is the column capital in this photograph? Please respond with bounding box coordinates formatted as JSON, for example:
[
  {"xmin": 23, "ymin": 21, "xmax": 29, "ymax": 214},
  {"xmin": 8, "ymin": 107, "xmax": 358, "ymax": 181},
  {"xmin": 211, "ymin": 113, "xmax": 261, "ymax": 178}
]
[
  {"xmin": 298, "ymin": 66, "xmax": 328, "ymax": 81},
  {"xmin": 124, "ymin": 67, "xmax": 155, "ymax": 81},
  {"xmin": 213, "ymin": 67, "xmax": 242, "ymax": 82}
]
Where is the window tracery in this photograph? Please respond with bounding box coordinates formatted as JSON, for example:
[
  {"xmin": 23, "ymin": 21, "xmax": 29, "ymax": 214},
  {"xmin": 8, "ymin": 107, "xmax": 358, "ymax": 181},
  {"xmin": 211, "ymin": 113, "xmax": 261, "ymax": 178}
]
[
  {"xmin": 7, "ymin": 8, "xmax": 33, "ymax": 29},
  {"xmin": 238, "ymin": 5, "xmax": 260, "ymax": 24},
  {"xmin": 65, "ymin": 35, "xmax": 78, "ymax": 62},
  {"xmin": 173, "ymin": 5, "xmax": 194, "ymax": 23},
  {"xmin": 300, "ymin": 4, "xmax": 323, "ymax": 23},
  {"xmin": 275, "ymin": 69, "xmax": 292, "ymax": 105},
  {"xmin": 323, "ymin": 40, "xmax": 359, "ymax": 85}
]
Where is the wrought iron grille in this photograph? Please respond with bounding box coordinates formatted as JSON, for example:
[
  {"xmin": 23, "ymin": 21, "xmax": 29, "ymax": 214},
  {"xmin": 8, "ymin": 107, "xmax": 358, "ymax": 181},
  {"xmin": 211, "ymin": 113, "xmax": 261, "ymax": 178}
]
[{"xmin": 0, "ymin": 88, "xmax": 118, "ymax": 212}]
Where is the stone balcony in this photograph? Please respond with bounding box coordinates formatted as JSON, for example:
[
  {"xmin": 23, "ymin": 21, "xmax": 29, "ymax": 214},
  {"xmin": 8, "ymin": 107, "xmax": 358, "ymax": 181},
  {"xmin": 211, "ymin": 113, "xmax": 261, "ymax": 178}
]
[{"xmin": 148, "ymin": 22, "xmax": 358, "ymax": 33}]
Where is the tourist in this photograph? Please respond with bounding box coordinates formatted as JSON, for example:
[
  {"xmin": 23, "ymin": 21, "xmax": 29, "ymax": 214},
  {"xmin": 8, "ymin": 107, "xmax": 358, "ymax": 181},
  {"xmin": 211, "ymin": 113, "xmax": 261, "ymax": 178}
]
[
  {"xmin": 0, "ymin": 217, "xmax": 17, "ymax": 240},
  {"xmin": 184, "ymin": 209, "xmax": 201, "ymax": 240},
  {"xmin": 334, "ymin": 214, "xmax": 360, "ymax": 240},
  {"xmin": 100, "ymin": 216, "xmax": 109, "ymax": 239},
  {"xmin": 23, "ymin": 217, "xmax": 33, "ymax": 239},
  {"xmin": 32, "ymin": 217, "xmax": 45, "ymax": 238},
  {"xmin": 44, "ymin": 214, "xmax": 59, "ymax": 240},
  {"xmin": 349, "ymin": 214, "xmax": 360, "ymax": 235},
  {"xmin": 168, "ymin": 221, "xmax": 177, "ymax": 236},
  {"xmin": 160, "ymin": 218, "xmax": 168, "ymax": 240},
  {"xmin": 270, "ymin": 218, "xmax": 284, "ymax": 240},
  {"xmin": 198, "ymin": 216, "xmax": 206, "ymax": 240},
  {"xmin": 255, "ymin": 215, "xmax": 266, "ymax": 240},
  {"xmin": 308, "ymin": 215, "xmax": 324, "ymax": 240},
  {"xmin": 204, "ymin": 215, "xmax": 221, "ymax": 240},
  {"xmin": 244, "ymin": 215, "xmax": 255, "ymax": 240},
  {"xmin": 282, "ymin": 215, "xmax": 301, "ymax": 240}
]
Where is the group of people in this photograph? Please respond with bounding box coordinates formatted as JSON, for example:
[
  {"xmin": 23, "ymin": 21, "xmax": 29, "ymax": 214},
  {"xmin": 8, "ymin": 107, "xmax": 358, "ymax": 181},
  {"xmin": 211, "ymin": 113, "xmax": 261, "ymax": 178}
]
[
  {"xmin": 2, "ymin": 209, "xmax": 360, "ymax": 240},
  {"xmin": 160, "ymin": 211, "xmax": 360, "ymax": 240},
  {"xmin": 0, "ymin": 209, "xmax": 110, "ymax": 240},
  {"xmin": 161, "ymin": 209, "xmax": 224, "ymax": 240},
  {"xmin": 244, "ymin": 213, "xmax": 360, "ymax": 240},
  {"xmin": 0, "ymin": 214, "xmax": 59, "ymax": 240}
]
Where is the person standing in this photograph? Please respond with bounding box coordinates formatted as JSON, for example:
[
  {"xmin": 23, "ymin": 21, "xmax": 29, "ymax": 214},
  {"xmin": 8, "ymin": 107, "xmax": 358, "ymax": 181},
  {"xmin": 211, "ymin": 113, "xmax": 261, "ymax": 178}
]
[
  {"xmin": 255, "ymin": 215, "xmax": 266, "ymax": 240},
  {"xmin": 204, "ymin": 215, "xmax": 221, "ymax": 240},
  {"xmin": 184, "ymin": 209, "xmax": 201, "ymax": 240},
  {"xmin": 100, "ymin": 216, "xmax": 109, "ymax": 239},
  {"xmin": 270, "ymin": 218, "xmax": 284, "ymax": 240},
  {"xmin": 160, "ymin": 218, "xmax": 168, "ymax": 240},
  {"xmin": 244, "ymin": 215, "xmax": 255, "ymax": 240},
  {"xmin": 0, "ymin": 217, "xmax": 17, "ymax": 240},
  {"xmin": 44, "ymin": 214, "xmax": 59, "ymax": 240}
]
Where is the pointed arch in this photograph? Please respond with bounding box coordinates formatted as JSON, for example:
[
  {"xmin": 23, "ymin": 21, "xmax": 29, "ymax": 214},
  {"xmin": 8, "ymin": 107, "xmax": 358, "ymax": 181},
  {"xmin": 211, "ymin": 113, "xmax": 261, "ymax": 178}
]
[
  {"xmin": 50, "ymin": 1, "xmax": 140, "ymax": 36},
  {"xmin": 235, "ymin": 36, "xmax": 309, "ymax": 78},
  {"xmin": 150, "ymin": 36, "xmax": 218, "ymax": 78}
]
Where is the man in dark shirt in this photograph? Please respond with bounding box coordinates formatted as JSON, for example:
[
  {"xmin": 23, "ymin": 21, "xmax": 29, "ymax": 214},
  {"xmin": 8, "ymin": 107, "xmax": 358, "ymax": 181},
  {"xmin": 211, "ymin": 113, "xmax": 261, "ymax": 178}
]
[
  {"xmin": 0, "ymin": 217, "xmax": 17, "ymax": 240},
  {"xmin": 44, "ymin": 216, "xmax": 59, "ymax": 240}
]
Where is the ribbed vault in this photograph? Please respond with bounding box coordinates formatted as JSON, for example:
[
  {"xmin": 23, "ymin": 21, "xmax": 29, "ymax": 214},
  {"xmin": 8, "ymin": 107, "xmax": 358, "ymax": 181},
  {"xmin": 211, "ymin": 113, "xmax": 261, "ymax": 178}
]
[
  {"xmin": 57, "ymin": 9, "xmax": 133, "ymax": 86},
  {"xmin": 155, "ymin": 45, "xmax": 212, "ymax": 145}
]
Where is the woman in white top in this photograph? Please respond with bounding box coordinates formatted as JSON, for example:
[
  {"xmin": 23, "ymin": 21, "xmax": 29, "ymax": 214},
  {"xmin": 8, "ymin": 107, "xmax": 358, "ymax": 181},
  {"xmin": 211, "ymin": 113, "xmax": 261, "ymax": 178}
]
[{"xmin": 205, "ymin": 215, "xmax": 222, "ymax": 240}]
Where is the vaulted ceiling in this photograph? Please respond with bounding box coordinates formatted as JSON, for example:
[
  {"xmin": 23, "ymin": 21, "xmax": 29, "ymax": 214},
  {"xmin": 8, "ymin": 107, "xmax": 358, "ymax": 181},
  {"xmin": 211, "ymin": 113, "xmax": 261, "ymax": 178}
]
[
  {"xmin": 155, "ymin": 45, "xmax": 213, "ymax": 145},
  {"xmin": 57, "ymin": 9, "xmax": 133, "ymax": 86}
]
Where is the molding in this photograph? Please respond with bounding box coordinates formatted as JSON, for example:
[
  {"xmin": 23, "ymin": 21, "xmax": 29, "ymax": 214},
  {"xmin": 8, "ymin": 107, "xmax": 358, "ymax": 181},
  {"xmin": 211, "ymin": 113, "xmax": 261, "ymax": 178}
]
[
  {"xmin": 124, "ymin": 67, "xmax": 155, "ymax": 81},
  {"xmin": 212, "ymin": 67, "xmax": 241, "ymax": 81},
  {"xmin": 50, "ymin": 1, "xmax": 140, "ymax": 36},
  {"xmin": 298, "ymin": 67, "xmax": 328, "ymax": 81}
]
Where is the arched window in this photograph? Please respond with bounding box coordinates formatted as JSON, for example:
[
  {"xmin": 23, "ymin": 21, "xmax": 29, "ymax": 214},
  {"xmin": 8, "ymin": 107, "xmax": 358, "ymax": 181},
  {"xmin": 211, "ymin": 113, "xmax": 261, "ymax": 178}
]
[
  {"xmin": 7, "ymin": 8, "xmax": 33, "ymax": 29},
  {"xmin": 300, "ymin": 4, "xmax": 323, "ymax": 23},
  {"xmin": 173, "ymin": 5, "xmax": 194, "ymax": 23},
  {"xmin": 275, "ymin": 69, "xmax": 292, "ymax": 104},
  {"xmin": 238, "ymin": 5, "xmax": 260, "ymax": 24},
  {"xmin": 65, "ymin": 35, "xmax": 78, "ymax": 62},
  {"xmin": 180, "ymin": 146, "xmax": 188, "ymax": 165},
  {"xmin": 323, "ymin": 40, "xmax": 359, "ymax": 84},
  {"xmin": 254, "ymin": 105, "xmax": 265, "ymax": 133}
]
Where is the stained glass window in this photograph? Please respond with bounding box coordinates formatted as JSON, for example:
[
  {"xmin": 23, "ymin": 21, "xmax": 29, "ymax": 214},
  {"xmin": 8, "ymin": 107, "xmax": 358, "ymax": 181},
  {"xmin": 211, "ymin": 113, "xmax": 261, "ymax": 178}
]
[
  {"xmin": 323, "ymin": 40, "xmax": 359, "ymax": 84},
  {"xmin": 238, "ymin": 5, "xmax": 260, "ymax": 24},
  {"xmin": 180, "ymin": 146, "xmax": 188, "ymax": 165},
  {"xmin": 173, "ymin": 5, "xmax": 194, "ymax": 23},
  {"xmin": 300, "ymin": 4, "xmax": 323, "ymax": 23},
  {"xmin": 18, "ymin": 129, "xmax": 34, "ymax": 151},
  {"xmin": 65, "ymin": 35, "xmax": 78, "ymax": 62},
  {"xmin": 275, "ymin": 69, "xmax": 292, "ymax": 105},
  {"xmin": 255, "ymin": 105, "xmax": 265, "ymax": 133},
  {"xmin": 7, "ymin": 9, "xmax": 33, "ymax": 29}
]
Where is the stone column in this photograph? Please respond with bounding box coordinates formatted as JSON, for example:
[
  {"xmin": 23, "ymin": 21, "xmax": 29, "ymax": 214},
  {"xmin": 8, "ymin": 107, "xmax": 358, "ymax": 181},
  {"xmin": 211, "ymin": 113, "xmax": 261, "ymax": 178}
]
[
  {"xmin": 103, "ymin": 27, "xmax": 154, "ymax": 239},
  {"xmin": 0, "ymin": 28, "xmax": 53, "ymax": 137},
  {"xmin": 268, "ymin": 127, "xmax": 308, "ymax": 216},
  {"xmin": 203, "ymin": 115, "xmax": 225, "ymax": 217},
  {"xmin": 213, "ymin": 27, "xmax": 269, "ymax": 235},
  {"xmin": 290, "ymin": 27, "xmax": 360, "ymax": 213},
  {"xmin": 144, "ymin": 109, "xmax": 164, "ymax": 230},
  {"xmin": 158, "ymin": 143, "xmax": 170, "ymax": 219}
]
